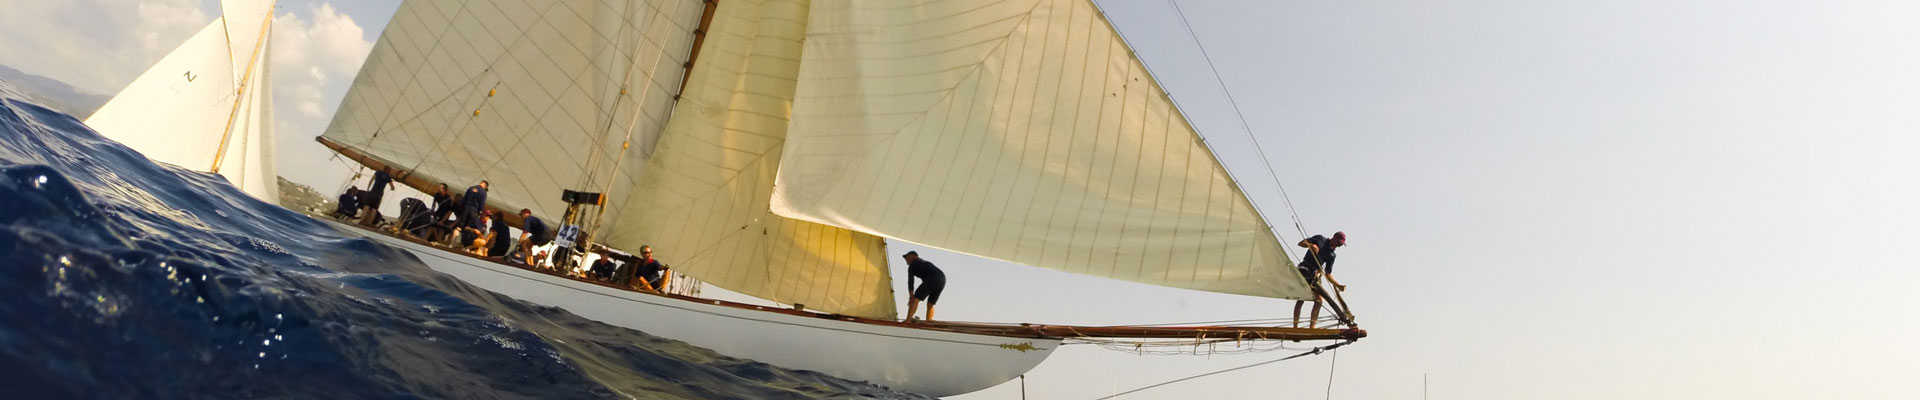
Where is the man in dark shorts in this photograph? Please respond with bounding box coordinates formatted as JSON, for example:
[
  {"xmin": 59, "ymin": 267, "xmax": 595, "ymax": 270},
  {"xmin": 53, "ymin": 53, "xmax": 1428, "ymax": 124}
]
[
  {"xmin": 903, "ymin": 251, "xmax": 945, "ymax": 322},
  {"xmin": 1293, "ymin": 231, "xmax": 1347, "ymax": 329},
  {"xmin": 513, "ymin": 208, "xmax": 550, "ymax": 266},
  {"xmin": 487, "ymin": 209, "xmax": 513, "ymax": 258},
  {"xmin": 360, "ymin": 167, "xmax": 400, "ymax": 226},
  {"xmin": 428, "ymin": 184, "xmax": 456, "ymax": 244},
  {"xmin": 459, "ymin": 180, "xmax": 489, "ymax": 229}
]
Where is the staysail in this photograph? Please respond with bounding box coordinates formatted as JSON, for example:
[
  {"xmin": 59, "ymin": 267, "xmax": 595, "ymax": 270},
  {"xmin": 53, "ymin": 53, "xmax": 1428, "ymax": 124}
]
[
  {"xmin": 770, "ymin": 0, "xmax": 1313, "ymax": 300},
  {"xmin": 320, "ymin": 0, "xmax": 705, "ymax": 223},
  {"xmin": 88, "ymin": 0, "xmax": 280, "ymax": 202},
  {"xmin": 599, "ymin": 0, "xmax": 896, "ymax": 319}
]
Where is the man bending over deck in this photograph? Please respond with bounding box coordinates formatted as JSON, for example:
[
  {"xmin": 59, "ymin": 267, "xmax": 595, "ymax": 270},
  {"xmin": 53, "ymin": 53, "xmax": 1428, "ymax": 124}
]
[
  {"xmin": 332, "ymin": 187, "xmax": 361, "ymax": 220},
  {"xmin": 514, "ymin": 209, "xmax": 550, "ymax": 266},
  {"xmin": 903, "ymin": 251, "xmax": 945, "ymax": 322},
  {"xmin": 1293, "ymin": 231, "xmax": 1348, "ymax": 329},
  {"xmin": 460, "ymin": 180, "xmax": 489, "ymax": 227}
]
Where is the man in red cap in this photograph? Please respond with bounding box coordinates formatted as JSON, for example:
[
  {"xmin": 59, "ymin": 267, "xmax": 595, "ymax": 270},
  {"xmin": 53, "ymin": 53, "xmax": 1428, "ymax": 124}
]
[{"xmin": 1293, "ymin": 231, "xmax": 1347, "ymax": 328}]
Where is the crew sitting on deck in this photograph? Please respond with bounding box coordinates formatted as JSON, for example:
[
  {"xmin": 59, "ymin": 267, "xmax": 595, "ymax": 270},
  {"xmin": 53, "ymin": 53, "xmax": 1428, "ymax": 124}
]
[
  {"xmin": 463, "ymin": 209, "xmax": 495, "ymax": 256},
  {"xmin": 332, "ymin": 187, "xmax": 361, "ymax": 220},
  {"xmin": 630, "ymin": 246, "xmax": 668, "ymax": 292},
  {"xmin": 588, "ymin": 252, "xmax": 616, "ymax": 281}
]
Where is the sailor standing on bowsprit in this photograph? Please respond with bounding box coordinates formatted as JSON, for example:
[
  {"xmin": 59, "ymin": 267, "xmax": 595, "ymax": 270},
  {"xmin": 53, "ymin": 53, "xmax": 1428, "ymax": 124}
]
[
  {"xmin": 902, "ymin": 251, "xmax": 945, "ymax": 323},
  {"xmin": 1293, "ymin": 231, "xmax": 1348, "ymax": 329}
]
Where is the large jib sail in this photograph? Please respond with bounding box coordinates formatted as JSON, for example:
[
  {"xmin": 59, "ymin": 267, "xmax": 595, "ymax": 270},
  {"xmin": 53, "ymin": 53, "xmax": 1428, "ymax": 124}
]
[
  {"xmin": 770, "ymin": 0, "xmax": 1313, "ymax": 300},
  {"xmin": 320, "ymin": 0, "xmax": 705, "ymax": 224},
  {"xmin": 600, "ymin": 0, "xmax": 896, "ymax": 319},
  {"xmin": 88, "ymin": 0, "xmax": 280, "ymax": 202}
]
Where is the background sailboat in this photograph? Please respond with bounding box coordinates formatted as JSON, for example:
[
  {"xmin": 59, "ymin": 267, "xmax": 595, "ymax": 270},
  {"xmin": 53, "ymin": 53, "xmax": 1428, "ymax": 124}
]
[{"xmin": 86, "ymin": 0, "xmax": 281, "ymax": 203}]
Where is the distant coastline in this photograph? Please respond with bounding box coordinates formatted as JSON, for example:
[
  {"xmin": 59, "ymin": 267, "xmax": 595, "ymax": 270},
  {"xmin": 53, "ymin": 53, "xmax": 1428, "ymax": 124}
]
[{"xmin": 0, "ymin": 64, "xmax": 108, "ymax": 118}]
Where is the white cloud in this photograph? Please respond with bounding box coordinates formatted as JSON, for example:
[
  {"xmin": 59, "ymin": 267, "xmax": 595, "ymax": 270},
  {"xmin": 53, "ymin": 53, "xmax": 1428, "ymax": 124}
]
[
  {"xmin": 267, "ymin": 2, "xmax": 376, "ymax": 192},
  {"xmin": 271, "ymin": 3, "xmax": 372, "ymax": 120},
  {"xmin": 0, "ymin": 0, "xmax": 210, "ymax": 94}
]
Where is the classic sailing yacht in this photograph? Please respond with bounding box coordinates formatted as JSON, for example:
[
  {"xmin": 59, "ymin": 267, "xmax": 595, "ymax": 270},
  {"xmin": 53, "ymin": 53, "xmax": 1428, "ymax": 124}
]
[
  {"xmin": 89, "ymin": 0, "xmax": 280, "ymax": 202},
  {"xmin": 316, "ymin": 0, "xmax": 1362, "ymax": 395}
]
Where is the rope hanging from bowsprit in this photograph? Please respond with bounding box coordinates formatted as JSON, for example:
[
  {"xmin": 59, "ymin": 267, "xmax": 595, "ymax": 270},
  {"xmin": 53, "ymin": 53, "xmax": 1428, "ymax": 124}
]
[{"xmin": 1093, "ymin": 340, "xmax": 1355, "ymax": 400}]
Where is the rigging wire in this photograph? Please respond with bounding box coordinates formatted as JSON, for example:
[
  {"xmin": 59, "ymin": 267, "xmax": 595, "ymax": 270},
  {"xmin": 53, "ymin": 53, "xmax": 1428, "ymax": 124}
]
[
  {"xmin": 1161, "ymin": 0, "xmax": 1311, "ymax": 241},
  {"xmin": 1093, "ymin": 340, "xmax": 1353, "ymax": 399},
  {"xmin": 1324, "ymin": 349, "xmax": 1340, "ymax": 400}
]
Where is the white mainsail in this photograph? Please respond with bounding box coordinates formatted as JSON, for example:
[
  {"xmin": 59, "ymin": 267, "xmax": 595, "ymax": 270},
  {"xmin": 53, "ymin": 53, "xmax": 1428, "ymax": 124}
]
[
  {"xmin": 600, "ymin": 0, "xmax": 896, "ymax": 319},
  {"xmin": 770, "ymin": 0, "xmax": 1313, "ymax": 300},
  {"xmin": 321, "ymin": 0, "xmax": 705, "ymax": 223},
  {"xmin": 88, "ymin": 0, "xmax": 280, "ymax": 202}
]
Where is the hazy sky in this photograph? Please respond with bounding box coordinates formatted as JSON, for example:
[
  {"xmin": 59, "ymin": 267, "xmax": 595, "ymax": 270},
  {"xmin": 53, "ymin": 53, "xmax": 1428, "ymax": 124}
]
[{"xmin": 5, "ymin": 1, "xmax": 1918, "ymax": 399}]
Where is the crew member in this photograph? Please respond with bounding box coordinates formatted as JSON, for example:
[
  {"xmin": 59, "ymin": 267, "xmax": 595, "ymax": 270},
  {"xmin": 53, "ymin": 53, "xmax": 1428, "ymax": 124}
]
[
  {"xmin": 360, "ymin": 167, "xmax": 401, "ymax": 226},
  {"xmin": 333, "ymin": 187, "xmax": 361, "ymax": 220},
  {"xmin": 631, "ymin": 246, "xmax": 667, "ymax": 292},
  {"xmin": 429, "ymin": 184, "xmax": 456, "ymax": 243},
  {"xmin": 902, "ymin": 251, "xmax": 945, "ymax": 322},
  {"xmin": 1293, "ymin": 231, "xmax": 1348, "ymax": 329},
  {"xmin": 514, "ymin": 209, "xmax": 550, "ymax": 266},
  {"xmin": 463, "ymin": 210, "xmax": 494, "ymax": 256},
  {"xmin": 459, "ymin": 180, "xmax": 489, "ymax": 228},
  {"xmin": 487, "ymin": 209, "xmax": 513, "ymax": 258}
]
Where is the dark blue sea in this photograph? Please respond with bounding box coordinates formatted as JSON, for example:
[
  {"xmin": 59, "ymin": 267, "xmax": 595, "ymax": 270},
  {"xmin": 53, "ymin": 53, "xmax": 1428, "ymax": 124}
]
[{"xmin": 0, "ymin": 85, "xmax": 926, "ymax": 399}]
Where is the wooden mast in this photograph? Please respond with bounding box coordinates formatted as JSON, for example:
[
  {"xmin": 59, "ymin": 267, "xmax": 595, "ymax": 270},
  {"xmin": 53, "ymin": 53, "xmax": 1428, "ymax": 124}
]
[{"xmin": 675, "ymin": 0, "xmax": 720, "ymax": 100}]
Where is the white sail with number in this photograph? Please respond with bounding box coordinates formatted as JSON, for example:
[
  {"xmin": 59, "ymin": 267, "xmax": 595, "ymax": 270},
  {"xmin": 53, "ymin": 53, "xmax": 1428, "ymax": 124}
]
[{"xmin": 88, "ymin": 0, "xmax": 281, "ymax": 202}]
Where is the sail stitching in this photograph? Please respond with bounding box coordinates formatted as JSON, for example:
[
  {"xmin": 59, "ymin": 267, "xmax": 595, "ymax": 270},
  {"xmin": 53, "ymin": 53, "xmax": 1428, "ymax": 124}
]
[
  {"xmin": 1021, "ymin": 0, "xmax": 1081, "ymax": 267},
  {"xmin": 352, "ymin": 0, "xmax": 474, "ymax": 155},
  {"xmin": 984, "ymin": 0, "xmax": 1061, "ymax": 261},
  {"xmin": 1090, "ymin": 0, "xmax": 1303, "ymax": 290},
  {"xmin": 1165, "ymin": 0, "xmax": 1309, "ymax": 254},
  {"xmin": 589, "ymin": 0, "xmax": 693, "ymax": 238},
  {"xmin": 799, "ymin": 0, "xmax": 1046, "ymax": 241}
]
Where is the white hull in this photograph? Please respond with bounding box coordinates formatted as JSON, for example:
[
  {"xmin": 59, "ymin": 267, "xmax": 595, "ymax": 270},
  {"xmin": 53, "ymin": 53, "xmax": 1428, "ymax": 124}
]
[{"xmin": 335, "ymin": 222, "xmax": 1056, "ymax": 396}]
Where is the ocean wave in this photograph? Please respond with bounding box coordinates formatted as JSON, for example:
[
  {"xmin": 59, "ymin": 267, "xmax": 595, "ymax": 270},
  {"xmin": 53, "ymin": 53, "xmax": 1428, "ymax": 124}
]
[{"xmin": 0, "ymin": 84, "xmax": 924, "ymax": 399}]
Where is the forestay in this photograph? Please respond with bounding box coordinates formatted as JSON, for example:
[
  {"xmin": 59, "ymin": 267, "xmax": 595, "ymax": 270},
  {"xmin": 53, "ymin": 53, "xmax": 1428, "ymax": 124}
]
[
  {"xmin": 88, "ymin": 0, "xmax": 280, "ymax": 202},
  {"xmin": 601, "ymin": 0, "xmax": 896, "ymax": 319},
  {"xmin": 771, "ymin": 0, "xmax": 1312, "ymax": 300},
  {"xmin": 321, "ymin": 0, "xmax": 704, "ymax": 222}
]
